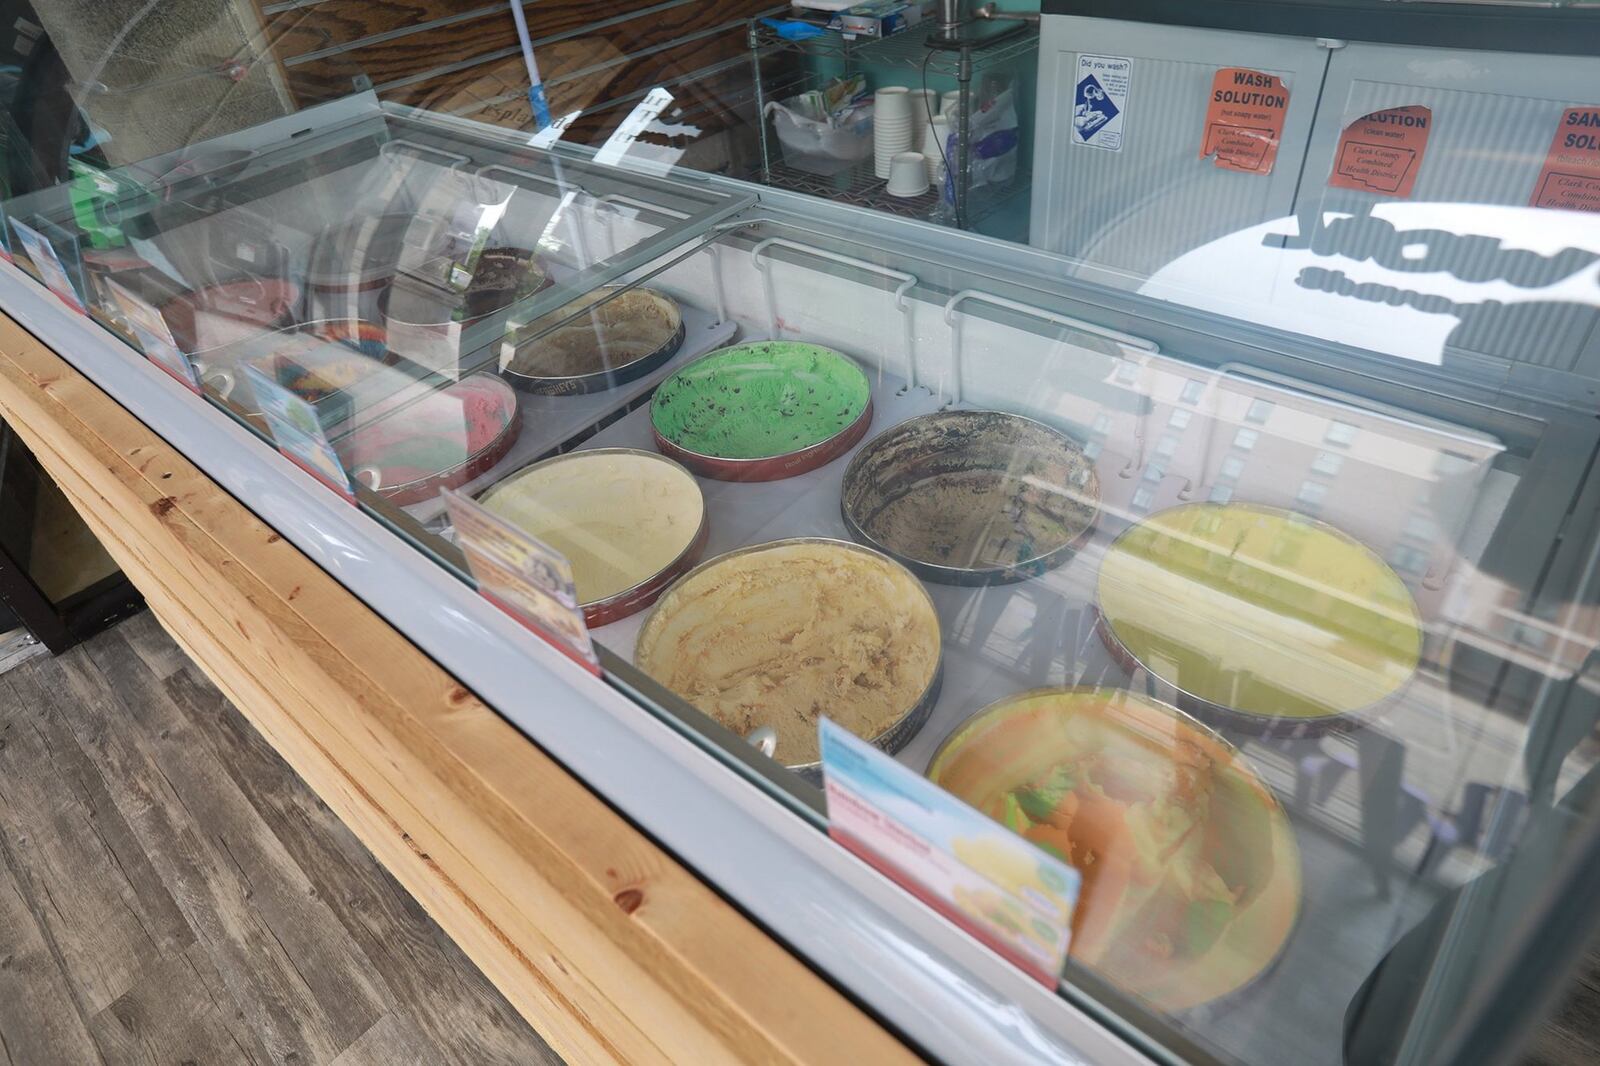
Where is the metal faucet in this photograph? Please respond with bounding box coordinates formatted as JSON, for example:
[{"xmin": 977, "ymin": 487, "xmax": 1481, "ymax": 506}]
[{"xmin": 973, "ymin": 2, "xmax": 1042, "ymax": 24}]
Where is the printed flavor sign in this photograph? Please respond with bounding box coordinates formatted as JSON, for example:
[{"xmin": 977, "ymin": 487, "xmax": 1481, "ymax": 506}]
[
  {"xmin": 242, "ymin": 365, "xmax": 356, "ymax": 501},
  {"xmin": 819, "ymin": 718, "xmax": 1079, "ymax": 986},
  {"xmin": 106, "ymin": 279, "xmax": 202, "ymax": 393},
  {"xmin": 1200, "ymin": 68, "xmax": 1290, "ymax": 175},
  {"xmin": 10, "ymin": 217, "xmax": 87, "ymax": 313},
  {"xmin": 441, "ymin": 488, "xmax": 601, "ymax": 675},
  {"xmin": 1328, "ymin": 105, "xmax": 1433, "ymax": 198},
  {"xmin": 1530, "ymin": 106, "xmax": 1600, "ymax": 214}
]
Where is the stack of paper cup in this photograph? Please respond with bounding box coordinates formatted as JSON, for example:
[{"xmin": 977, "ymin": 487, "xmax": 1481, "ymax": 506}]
[
  {"xmin": 923, "ymin": 115, "xmax": 951, "ymax": 187},
  {"xmin": 874, "ymin": 87, "xmax": 914, "ymax": 180},
  {"xmin": 941, "ymin": 90, "xmax": 963, "ymax": 123},
  {"xmin": 907, "ymin": 88, "xmax": 937, "ymax": 151}
]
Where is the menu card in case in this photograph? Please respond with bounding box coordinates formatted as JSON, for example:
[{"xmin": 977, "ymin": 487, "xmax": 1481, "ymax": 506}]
[
  {"xmin": 243, "ymin": 365, "xmax": 356, "ymax": 500},
  {"xmin": 818, "ymin": 718, "xmax": 1079, "ymax": 987},
  {"xmin": 106, "ymin": 279, "xmax": 202, "ymax": 392},
  {"xmin": 441, "ymin": 487, "xmax": 601, "ymax": 674},
  {"xmin": 10, "ymin": 216, "xmax": 88, "ymax": 313}
]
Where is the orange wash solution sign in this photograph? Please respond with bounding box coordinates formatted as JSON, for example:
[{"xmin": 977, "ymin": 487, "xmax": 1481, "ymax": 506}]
[
  {"xmin": 1327, "ymin": 106, "xmax": 1433, "ymax": 198},
  {"xmin": 1200, "ymin": 68, "xmax": 1290, "ymax": 175},
  {"xmin": 1530, "ymin": 106, "xmax": 1600, "ymax": 213}
]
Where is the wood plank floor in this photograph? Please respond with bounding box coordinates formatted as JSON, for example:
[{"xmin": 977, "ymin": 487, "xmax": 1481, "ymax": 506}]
[{"xmin": 0, "ymin": 612, "xmax": 562, "ymax": 1066}]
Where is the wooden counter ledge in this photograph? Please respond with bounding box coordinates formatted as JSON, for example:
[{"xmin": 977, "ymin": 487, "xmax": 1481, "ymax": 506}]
[{"xmin": 0, "ymin": 312, "xmax": 919, "ymax": 1066}]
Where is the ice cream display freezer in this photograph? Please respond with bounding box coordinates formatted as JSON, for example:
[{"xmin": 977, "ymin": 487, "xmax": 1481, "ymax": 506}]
[{"xmin": 1, "ymin": 88, "xmax": 1598, "ymax": 1066}]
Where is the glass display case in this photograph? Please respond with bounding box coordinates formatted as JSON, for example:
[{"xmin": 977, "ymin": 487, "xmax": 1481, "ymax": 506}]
[{"xmin": 2, "ymin": 4, "xmax": 1599, "ymax": 1065}]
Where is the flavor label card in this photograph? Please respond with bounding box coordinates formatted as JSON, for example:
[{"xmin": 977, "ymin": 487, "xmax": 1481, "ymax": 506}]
[
  {"xmin": 1530, "ymin": 106, "xmax": 1600, "ymax": 214},
  {"xmin": 106, "ymin": 279, "xmax": 202, "ymax": 393},
  {"xmin": 1073, "ymin": 54, "xmax": 1131, "ymax": 152},
  {"xmin": 818, "ymin": 718, "xmax": 1079, "ymax": 987},
  {"xmin": 441, "ymin": 488, "xmax": 601, "ymax": 675},
  {"xmin": 242, "ymin": 364, "xmax": 356, "ymax": 500},
  {"xmin": 1200, "ymin": 68, "xmax": 1290, "ymax": 175},
  {"xmin": 11, "ymin": 216, "xmax": 87, "ymax": 313},
  {"xmin": 1328, "ymin": 105, "xmax": 1433, "ymax": 198}
]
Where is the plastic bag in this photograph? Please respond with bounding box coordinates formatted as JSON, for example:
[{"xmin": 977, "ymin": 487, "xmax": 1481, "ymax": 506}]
[{"xmin": 941, "ymin": 87, "xmax": 1019, "ymax": 203}]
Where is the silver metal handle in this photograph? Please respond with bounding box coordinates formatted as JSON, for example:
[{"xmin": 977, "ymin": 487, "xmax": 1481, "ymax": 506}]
[
  {"xmin": 352, "ymin": 465, "xmax": 383, "ymax": 491},
  {"xmin": 476, "ymin": 162, "xmax": 567, "ymax": 193},
  {"xmin": 380, "ymin": 139, "xmax": 470, "ymax": 173},
  {"xmin": 478, "ymin": 162, "xmax": 595, "ymax": 268},
  {"xmin": 942, "ymin": 289, "xmax": 1157, "ymax": 407},
  {"xmin": 196, "ymin": 363, "xmax": 236, "ymax": 401},
  {"xmin": 747, "ymin": 726, "xmax": 779, "ymax": 759},
  {"xmin": 751, "ymin": 236, "xmax": 920, "ymax": 389},
  {"xmin": 596, "ymin": 193, "xmax": 691, "ymax": 221}
]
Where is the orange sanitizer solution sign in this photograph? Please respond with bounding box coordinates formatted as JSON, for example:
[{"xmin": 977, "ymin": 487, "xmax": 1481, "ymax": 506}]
[
  {"xmin": 1327, "ymin": 105, "xmax": 1433, "ymax": 198},
  {"xmin": 1200, "ymin": 68, "xmax": 1290, "ymax": 175},
  {"xmin": 1530, "ymin": 106, "xmax": 1600, "ymax": 214}
]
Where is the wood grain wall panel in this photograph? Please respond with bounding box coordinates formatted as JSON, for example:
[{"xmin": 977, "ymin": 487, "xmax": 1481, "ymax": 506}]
[
  {"xmin": 396, "ymin": 24, "xmax": 750, "ymax": 126},
  {"xmin": 262, "ymin": 0, "xmax": 454, "ymax": 64},
  {"xmin": 265, "ymin": 0, "xmax": 483, "ymax": 62},
  {"xmin": 284, "ymin": 0, "xmax": 765, "ymax": 105}
]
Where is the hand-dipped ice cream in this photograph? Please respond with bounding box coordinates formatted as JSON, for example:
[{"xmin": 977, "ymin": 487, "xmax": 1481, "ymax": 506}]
[
  {"xmin": 480, "ymin": 449, "xmax": 705, "ymax": 616},
  {"xmin": 928, "ymin": 687, "xmax": 1300, "ymax": 1011},
  {"xmin": 843, "ymin": 410, "xmax": 1100, "ymax": 583},
  {"xmin": 1096, "ymin": 502, "xmax": 1422, "ymax": 730},
  {"xmin": 503, "ymin": 286, "xmax": 683, "ymax": 392},
  {"xmin": 650, "ymin": 342, "xmax": 872, "ymax": 477},
  {"xmin": 336, "ymin": 373, "xmax": 519, "ymax": 503},
  {"xmin": 634, "ymin": 539, "xmax": 941, "ymax": 766}
]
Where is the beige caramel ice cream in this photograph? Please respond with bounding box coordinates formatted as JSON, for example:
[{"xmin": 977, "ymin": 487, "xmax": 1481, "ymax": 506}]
[
  {"xmin": 480, "ymin": 450, "xmax": 703, "ymax": 604},
  {"xmin": 634, "ymin": 540, "xmax": 942, "ymax": 765}
]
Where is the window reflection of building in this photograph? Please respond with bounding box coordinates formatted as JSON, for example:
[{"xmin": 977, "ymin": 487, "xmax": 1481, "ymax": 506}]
[
  {"xmin": 1392, "ymin": 543, "xmax": 1430, "ymax": 577},
  {"xmin": 1073, "ymin": 355, "xmax": 1499, "ymax": 622},
  {"xmin": 1404, "ymin": 513, "xmax": 1436, "ymax": 542},
  {"xmin": 1296, "ymin": 480, "xmax": 1328, "ymax": 513}
]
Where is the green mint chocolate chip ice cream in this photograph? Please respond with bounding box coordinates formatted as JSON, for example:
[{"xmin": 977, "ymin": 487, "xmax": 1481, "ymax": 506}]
[{"xmin": 650, "ymin": 342, "xmax": 871, "ymax": 460}]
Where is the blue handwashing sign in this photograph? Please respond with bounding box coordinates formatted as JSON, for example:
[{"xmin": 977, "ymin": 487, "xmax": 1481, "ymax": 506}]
[
  {"xmin": 1073, "ymin": 54, "xmax": 1131, "ymax": 152},
  {"xmin": 1074, "ymin": 75, "xmax": 1118, "ymax": 142}
]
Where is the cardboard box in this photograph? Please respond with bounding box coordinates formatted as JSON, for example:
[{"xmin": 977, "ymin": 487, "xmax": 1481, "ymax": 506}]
[{"xmin": 827, "ymin": 0, "xmax": 930, "ymax": 38}]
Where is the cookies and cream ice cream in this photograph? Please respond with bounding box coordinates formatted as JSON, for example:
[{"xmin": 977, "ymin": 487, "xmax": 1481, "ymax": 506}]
[
  {"xmin": 480, "ymin": 450, "xmax": 704, "ymax": 604},
  {"xmin": 844, "ymin": 410, "xmax": 1099, "ymax": 577},
  {"xmin": 634, "ymin": 540, "xmax": 941, "ymax": 765}
]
